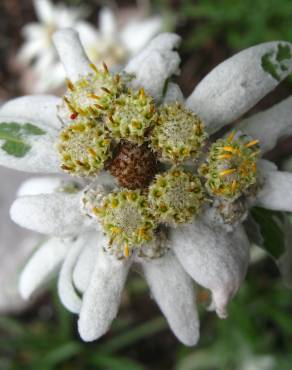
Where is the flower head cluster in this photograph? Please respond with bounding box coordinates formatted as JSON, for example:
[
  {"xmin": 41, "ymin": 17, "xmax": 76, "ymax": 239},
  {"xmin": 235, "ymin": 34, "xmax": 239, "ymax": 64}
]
[
  {"xmin": 56, "ymin": 62, "xmax": 213, "ymax": 251},
  {"xmin": 58, "ymin": 119, "xmax": 111, "ymax": 176},
  {"xmin": 200, "ymin": 132, "xmax": 260, "ymax": 201},
  {"xmin": 57, "ymin": 60, "xmax": 263, "ymax": 251},
  {"xmin": 151, "ymin": 103, "xmax": 207, "ymax": 163},
  {"xmin": 93, "ymin": 190, "xmax": 155, "ymax": 257},
  {"xmin": 2, "ymin": 29, "xmax": 292, "ymax": 347},
  {"xmin": 60, "ymin": 63, "xmax": 124, "ymax": 123},
  {"xmin": 107, "ymin": 88, "xmax": 156, "ymax": 144},
  {"xmin": 149, "ymin": 168, "xmax": 205, "ymax": 224}
]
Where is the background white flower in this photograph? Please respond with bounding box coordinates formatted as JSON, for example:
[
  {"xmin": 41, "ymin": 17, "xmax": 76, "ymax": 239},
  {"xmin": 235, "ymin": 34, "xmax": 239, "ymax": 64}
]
[
  {"xmin": 1, "ymin": 29, "xmax": 292, "ymax": 346},
  {"xmin": 17, "ymin": 0, "xmax": 87, "ymax": 93},
  {"xmin": 17, "ymin": 0, "xmax": 163, "ymax": 93},
  {"xmin": 240, "ymin": 355, "xmax": 276, "ymax": 370}
]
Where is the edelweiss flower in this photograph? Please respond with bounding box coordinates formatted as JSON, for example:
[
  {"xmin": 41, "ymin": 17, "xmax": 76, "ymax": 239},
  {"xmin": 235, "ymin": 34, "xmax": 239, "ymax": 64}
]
[
  {"xmin": 17, "ymin": 0, "xmax": 163, "ymax": 93},
  {"xmin": 1, "ymin": 29, "xmax": 292, "ymax": 346}
]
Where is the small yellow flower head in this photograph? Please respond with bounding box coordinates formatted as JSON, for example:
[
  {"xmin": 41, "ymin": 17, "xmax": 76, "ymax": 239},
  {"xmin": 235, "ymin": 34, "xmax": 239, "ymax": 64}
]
[
  {"xmin": 200, "ymin": 132, "xmax": 260, "ymax": 201},
  {"xmin": 148, "ymin": 167, "xmax": 205, "ymax": 225},
  {"xmin": 106, "ymin": 88, "xmax": 156, "ymax": 144},
  {"xmin": 58, "ymin": 63, "xmax": 125, "ymax": 125},
  {"xmin": 57, "ymin": 119, "xmax": 111, "ymax": 177},
  {"xmin": 94, "ymin": 190, "xmax": 156, "ymax": 257},
  {"xmin": 150, "ymin": 103, "xmax": 208, "ymax": 163}
]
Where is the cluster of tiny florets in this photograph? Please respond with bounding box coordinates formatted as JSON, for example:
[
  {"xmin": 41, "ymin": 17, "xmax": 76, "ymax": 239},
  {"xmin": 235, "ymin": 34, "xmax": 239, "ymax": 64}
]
[
  {"xmin": 55, "ymin": 62, "xmax": 262, "ymax": 258},
  {"xmin": 108, "ymin": 142, "xmax": 157, "ymax": 190},
  {"xmin": 199, "ymin": 132, "xmax": 260, "ymax": 201},
  {"xmin": 58, "ymin": 63, "xmax": 125, "ymax": 125},
  {"xmin": 151, "ymin": 103, "xmax": 208, "ymax": 163},
  {"xmin": 106, "ymin": 88, "xmax": 156, "ymax": 144},
  {"xmin": 149, "ymin": 167, "xmax": 205, "ymax": 225},
  {"xmin": 93, "ymin": 190, "xmax": 155, "ymax": 257},
  {"xmin": 57, "ymin": 119, "xmax": 111, "ymax": 176}
]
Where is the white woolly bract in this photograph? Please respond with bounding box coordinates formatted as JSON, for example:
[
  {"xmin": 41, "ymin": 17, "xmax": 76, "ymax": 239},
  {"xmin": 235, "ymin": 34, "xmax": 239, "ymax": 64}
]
[
  {"xmin": 10, "ymin": 192, "xmax": 90, "ymax": 236},
  {"xmin": 141, "ymin": 251, "xmax": 199, "ymax": 346},
  {"xmin": 169, "ymin": 211, "xmax": 250, "ymax": 319},
  {"xmin": 125, "ymin": 33, "xmax": 181, "ymax": 100},
  {"xmin": 238, "ymin": 95, "xmax": 292, "ymax": 153},
  {"xmin": 0, "ymin": 95, "xmax": 61, "ymax": 129},
  {"xmin": 78, "ymin": 242, "xmax": 131, "ymax": 342},
  {"xmin": 19, "ymin": 237, "xmax": 70, "ymax": 299},
  {"xmin": 17, "ymin": 177, "xmax": 62, "ymax": 197},
  {"xmin": 163, "ymin": 82, "xmax": 184, "ymax": 104},
  {"xmin": 73, "ymin": 234, "xmax": 99, "ymax": 293},
  {"xmin": 53, "ymin": 29, "xmax": 92, "ymax": 82},
  {"xmin": 58, "ymin": 236, "xmax": 86, "ymax": 314},
  {"xmin": 186, "ymin": 41, "xmax": 292, "ymax": 134},
  {"xmin": 256, "ymin": 167, "xmax": 292, "ymax": 212}
]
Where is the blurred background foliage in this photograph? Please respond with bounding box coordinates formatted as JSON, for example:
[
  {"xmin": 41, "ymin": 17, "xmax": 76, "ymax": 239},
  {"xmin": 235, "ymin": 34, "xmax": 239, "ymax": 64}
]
[
  {"xmin": 177, "ymin": 0, "xmax": 292, "ymax": 50},
  {"xmin": 1, "ymin": 264, "xmax": 292, "ymax": 370},
  {"xmin": 1, "ymin": 0, "xmax": 292, "ymax": 369}
]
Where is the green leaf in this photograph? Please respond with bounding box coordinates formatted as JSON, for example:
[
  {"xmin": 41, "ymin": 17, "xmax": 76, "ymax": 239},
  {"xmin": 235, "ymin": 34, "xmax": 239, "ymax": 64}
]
[
  {"xmin": 0, "ymin": 122, "xmax": 45, "ymax": 158},
  {"xmin": 22, "ymin": 123, "xmax": 46, "ymax": 135},
  {"xmin": 2, "ymin": 140, "xmax": 31, "ymax": 157},
  {"xmin": 261, "ymin": 51, "xmax": 281, "ymax": 81},
  {"xmin": 50, "ymin": 285, "xmax": 74, "ymax": 342},
  {"xmin": 162, "ymin": 78, "xmax": 170, "ymax": 98},
  {"xmin": 176, "ymin": 349, "xmax": 219, "ymax": 370},
  {"xmin": 38, "ymin": 342, "xmax": 83, "ymax": 370},
  {"xmin": 0, "ymin": 316, "xmax": 26, "ymax": 336},
  {"xmin": 100, "ymin": 317, "xmax": 167, "ymax": 353},
  {"xmin": 261, "ymin": 43, "xmax": 291, "ymax": 81},
  {"xmin": 250, "ymin": 207, "xmax": 286, "ymax": 259},
  {"xmin": 90, "ymin": 354, "xmax": 145, "ymax": 370}
]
